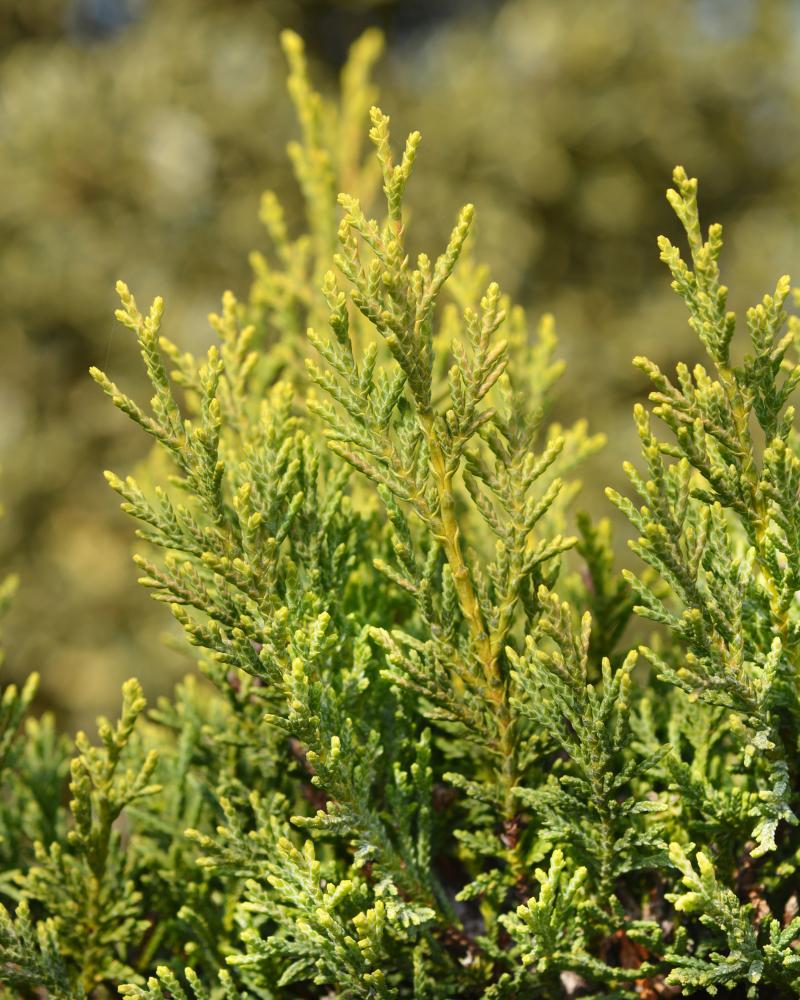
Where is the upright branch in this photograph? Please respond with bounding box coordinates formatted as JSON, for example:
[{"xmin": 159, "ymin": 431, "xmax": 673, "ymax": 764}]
[{"xmin": 609, "ymin": 166, "xmax": 800, "ymax": 858}]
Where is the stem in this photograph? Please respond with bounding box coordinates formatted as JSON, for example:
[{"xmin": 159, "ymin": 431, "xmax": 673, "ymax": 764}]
[
  {"xmin": 718, "ymin": 363, "xmax": 791, "ymax": 649},
  {"xmin": 419, "ymin": 410, "xmax": 526, "ymax": 891},
  {"xmin": 754, "ymin": 514, "xmax": 790, "ymax": 649},
  {"xmin": 419, "ymin": 411, "xmax": 498, "ymax": 694}
]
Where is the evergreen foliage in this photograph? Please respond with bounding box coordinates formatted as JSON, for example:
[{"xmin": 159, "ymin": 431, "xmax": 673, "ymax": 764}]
[
  {"xmin": 5, "ymin": 0, "xmax": 800, "ymax": 719},
  {"xmin": 2, "ymin": 28, "xmax": 800, "ymax": 1000}
]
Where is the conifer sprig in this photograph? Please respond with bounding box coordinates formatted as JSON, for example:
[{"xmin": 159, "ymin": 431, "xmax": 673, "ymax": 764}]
[
  {"xmin": 609, "ymin": 166, "xmax": 800, "ymax": 859},
  {"xmin": 304, "ymin": 105, "xmax": 601, "ymax": 933},
  {"xmin": 666, "ymin": 843, "xmax": 800, "ymax": 996}
]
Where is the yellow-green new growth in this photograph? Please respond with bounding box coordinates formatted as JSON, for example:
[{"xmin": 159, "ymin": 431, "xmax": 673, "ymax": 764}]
[{"xmin": 4, "ymin": 26, "xmax": 800, "ymax": 1000}]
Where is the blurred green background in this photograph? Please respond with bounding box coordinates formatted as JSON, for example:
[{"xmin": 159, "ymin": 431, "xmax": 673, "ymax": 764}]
[{"xmin": 2, "ymin": 0, "xmax": 799, "ymax": 726}]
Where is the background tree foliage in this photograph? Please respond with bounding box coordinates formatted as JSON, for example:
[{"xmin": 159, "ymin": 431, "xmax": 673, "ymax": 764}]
[{"xmin": 1, "ymin": 0, "xmax": 799, "ymax": 723}]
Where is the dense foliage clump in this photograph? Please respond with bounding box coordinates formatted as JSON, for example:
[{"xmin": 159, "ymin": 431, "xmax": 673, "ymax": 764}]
[
  {"xmin": 5, "ymin": 0, "xmax": 800, "ymax": 715},
  {"xmin": 2, "ymin": 30, "xmax": 800, "ymax": 1000}
]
